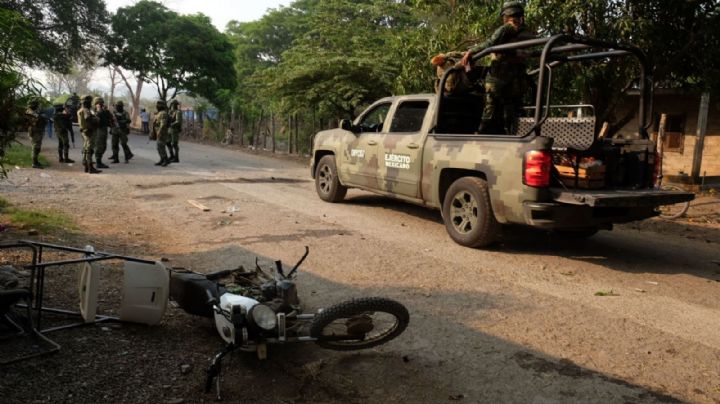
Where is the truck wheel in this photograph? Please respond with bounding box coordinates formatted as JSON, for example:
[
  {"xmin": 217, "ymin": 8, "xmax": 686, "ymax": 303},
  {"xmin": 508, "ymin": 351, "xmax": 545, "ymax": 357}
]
[
  {"xmin": 442, "ymin": 177, "xmax": 499, "ymax": 247},
  {"xmin": 315, "ymin": 155, "xmax": 347, "ymax": 203}
]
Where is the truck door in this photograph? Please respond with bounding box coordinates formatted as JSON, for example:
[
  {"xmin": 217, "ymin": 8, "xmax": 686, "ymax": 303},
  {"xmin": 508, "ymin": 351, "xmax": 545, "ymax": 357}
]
[
  {"xmin": 339, "ymin": 102, "xmax": 391, "ymax": 188},
  {"xmin": 378, "ymin": 100, "xmax": 430, "ymax": 198}
]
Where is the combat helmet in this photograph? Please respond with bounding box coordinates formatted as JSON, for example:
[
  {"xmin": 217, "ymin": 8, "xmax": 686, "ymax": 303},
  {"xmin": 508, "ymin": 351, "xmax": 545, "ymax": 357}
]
[
  {"xmin": 500, "ymin": 1, "xmax": 524, "ymax": 16},
  {"xmin": 169, "ymin": 99, "xmax": 179, "ymax": 107},
  {"xmin": 28, "ymin": 98, "xmax": 40, "ymax": 109},
  {"xmin": 93, "ymin": 96, "xmax": 105, "ymax": 105},
  {"xmin": 156, "ymin": 100, "xmax": 167, "ymax": 110}
]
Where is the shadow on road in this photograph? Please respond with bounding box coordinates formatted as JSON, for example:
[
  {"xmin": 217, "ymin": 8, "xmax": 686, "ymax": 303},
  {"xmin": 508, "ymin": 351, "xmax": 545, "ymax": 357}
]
[{"xmin": 0, "ymin": 239, "xmax": 689, "ymax": 403}]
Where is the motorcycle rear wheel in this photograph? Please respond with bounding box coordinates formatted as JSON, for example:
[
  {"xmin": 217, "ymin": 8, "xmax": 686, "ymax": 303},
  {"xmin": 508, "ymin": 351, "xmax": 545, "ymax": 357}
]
[{"xmin": 310, "ymin": 297, "xmax": 409, "ymax": 351}]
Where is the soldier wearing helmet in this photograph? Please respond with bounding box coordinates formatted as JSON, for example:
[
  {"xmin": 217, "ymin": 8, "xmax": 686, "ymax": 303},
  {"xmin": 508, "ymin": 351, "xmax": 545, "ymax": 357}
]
[
  {"xmin": 460, "ymin": 1, "xmax": 535, "ymax": 134},
  {"xmin": 109, "ymin": 100, "xmax": 134, "ymax": 163},
  {"xmin": 77, "ymin": 95, "xmax": 101, "ymax": 173},
  {"xmin": 25, "ymin": 98, "xmax": 47, "ymax": 168},
  {"xmin": 151, "ymin": 100, "xmax": 171, "ymax": 166},
  {"xmin": 167, "ymin": 99, "xmax": 182, "ymax": 163},
  {"xmin": 53, "ymin": 103, "xmax": 74, "ymax": 164},
  {"xmin": 93, "ymin": 97, "xmax": 113, "ymax": 169}
]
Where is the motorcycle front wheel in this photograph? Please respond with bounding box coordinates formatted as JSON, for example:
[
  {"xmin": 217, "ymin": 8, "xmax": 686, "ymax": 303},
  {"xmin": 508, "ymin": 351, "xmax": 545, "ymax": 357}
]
[{"xmin": 310, "ymin": 297, "xmax": 409, "ymax": 351}]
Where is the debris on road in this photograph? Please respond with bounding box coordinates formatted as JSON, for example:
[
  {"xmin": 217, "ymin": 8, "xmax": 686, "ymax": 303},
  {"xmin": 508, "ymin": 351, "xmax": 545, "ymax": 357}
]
[
  {"xmin": 594, "ymin": 289, "xmax": 619, "ymax": 296},
  {"xmin": 187, "ymin": 199, "xmax": 210, "ymax": 211}
]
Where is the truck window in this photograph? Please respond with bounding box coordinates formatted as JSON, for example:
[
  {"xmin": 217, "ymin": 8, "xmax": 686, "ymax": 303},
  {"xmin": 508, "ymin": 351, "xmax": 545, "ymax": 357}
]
[
  {"xmin": 389, "ymin": 101, "xmax": 429, "ymax": 133},
  {"xmin": 357, "ymin": 103, "xmax": 391, "ymax": 133}
]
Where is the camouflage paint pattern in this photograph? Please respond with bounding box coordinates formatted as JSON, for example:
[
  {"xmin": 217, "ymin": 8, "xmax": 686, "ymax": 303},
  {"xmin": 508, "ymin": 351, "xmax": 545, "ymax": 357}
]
[
  {"xmin": 311, "ymin": 94, "xmax": 551, "ymax": 225},
  {"xmin": 153, "ymin": 110, "xmax": 170, "ymax": 161}
]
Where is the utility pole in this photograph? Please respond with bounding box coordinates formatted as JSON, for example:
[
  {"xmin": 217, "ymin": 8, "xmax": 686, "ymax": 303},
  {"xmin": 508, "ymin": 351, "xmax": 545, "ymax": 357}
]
[{"xmin": 691, "ymin": 92, "xmax": 710, "ymax": 183}]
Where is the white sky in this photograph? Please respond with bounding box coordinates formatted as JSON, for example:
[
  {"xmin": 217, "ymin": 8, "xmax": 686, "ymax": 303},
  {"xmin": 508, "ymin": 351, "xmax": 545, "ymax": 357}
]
[
  {"xmin": 41, "ymin": 0, "xmax": 291, "ymax": 97},
  {"xmin": 106, "ymin": 0, "xmax": 292, "ymax": 30}
]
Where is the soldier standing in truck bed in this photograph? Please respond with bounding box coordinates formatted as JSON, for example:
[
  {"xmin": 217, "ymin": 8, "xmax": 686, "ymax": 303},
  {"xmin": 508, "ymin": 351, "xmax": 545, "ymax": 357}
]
[{"xmin": 460, "ymin": 1, "xmax": 535, "ymax": 134}]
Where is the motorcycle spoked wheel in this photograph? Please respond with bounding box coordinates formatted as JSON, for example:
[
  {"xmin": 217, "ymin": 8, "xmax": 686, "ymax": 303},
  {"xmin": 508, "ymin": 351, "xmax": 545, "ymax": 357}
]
[{"xmin": 309, "ymin": 297, "xmax": 409, "ymax": 351}]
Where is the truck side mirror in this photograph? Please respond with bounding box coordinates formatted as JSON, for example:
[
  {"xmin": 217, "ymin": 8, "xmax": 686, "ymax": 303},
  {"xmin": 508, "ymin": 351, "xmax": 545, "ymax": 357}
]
[{"xmin": 340, "ymin": 119, "xmax": 355, "ymax": 133}]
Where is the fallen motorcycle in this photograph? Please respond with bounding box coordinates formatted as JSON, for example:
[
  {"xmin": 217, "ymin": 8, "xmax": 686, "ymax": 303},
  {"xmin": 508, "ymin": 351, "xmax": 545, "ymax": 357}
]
[{"xmin": 168, "ymin": 247, "xmax": 410, "ymax": 399}]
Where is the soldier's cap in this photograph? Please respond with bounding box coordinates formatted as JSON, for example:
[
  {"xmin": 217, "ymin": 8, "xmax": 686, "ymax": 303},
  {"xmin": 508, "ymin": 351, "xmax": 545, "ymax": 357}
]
[
  {"xmin": 82, "ymin": 95, "xmax": 93, "ymax": 103},
  {"xmin": 28, "ymin": 99, "xmax": 40, "ymax": 107},
  {"xmin": 169, "ymin": 99, "xmax": 179, "ymax": 106},
  {"xmin": 501, "ymin": 1, "xmax": 524, "ymax": 16},
  {"xmin": 93, "ymin": 97, "xmax": 105, "ymax": 105},
  {"xmin": 115, "ymin": 100, "xmax": 124, "ymax": 107},
  {"xmin": 156, "ymin": 100, "xmax": 167, "ymax": 106}
]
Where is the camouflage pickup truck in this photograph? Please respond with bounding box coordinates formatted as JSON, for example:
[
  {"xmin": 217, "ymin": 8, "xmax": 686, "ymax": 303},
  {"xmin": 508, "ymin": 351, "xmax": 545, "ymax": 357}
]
[{"xmin": 310, "ymin": 35, "xmax": 694, "ymax": 247}]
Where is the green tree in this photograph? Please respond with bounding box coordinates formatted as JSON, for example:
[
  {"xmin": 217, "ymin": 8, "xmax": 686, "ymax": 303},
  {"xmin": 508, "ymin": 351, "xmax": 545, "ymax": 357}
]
[
  {"xmin": 105, "ymin": 1, "xmax": 236, "ymax": 106},
  {"xmin": 0, "ymin": 1, "xmax": 108, "ymax": 175}
]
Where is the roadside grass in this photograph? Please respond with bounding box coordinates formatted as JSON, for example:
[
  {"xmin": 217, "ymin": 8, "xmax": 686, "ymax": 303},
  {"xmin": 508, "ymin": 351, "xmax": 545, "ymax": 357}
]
[
  {"xmin": 0, "ymin": 197, "xmax": 76, "ymax": 232},
  {"xmin": 1, "ymin": 143, "xmax": 50, "ymax": 168}
]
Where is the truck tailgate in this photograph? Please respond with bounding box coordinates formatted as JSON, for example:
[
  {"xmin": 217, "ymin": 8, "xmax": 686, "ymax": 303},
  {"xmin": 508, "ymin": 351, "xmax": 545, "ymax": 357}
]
[{"xmin": 551, "ymin": 189, "xmax": 694, "ymax": 208}]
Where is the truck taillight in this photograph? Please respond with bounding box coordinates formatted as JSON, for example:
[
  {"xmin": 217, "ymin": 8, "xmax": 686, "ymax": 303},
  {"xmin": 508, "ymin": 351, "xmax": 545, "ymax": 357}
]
[{"xmin": 524, "ymin": 150, "xmax": 552, "ymax": 188}]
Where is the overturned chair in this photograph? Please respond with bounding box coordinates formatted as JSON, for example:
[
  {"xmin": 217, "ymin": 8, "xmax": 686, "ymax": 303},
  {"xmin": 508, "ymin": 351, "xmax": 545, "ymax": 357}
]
[
  {"xmin": 0, "ymin": 241, "xmax": 169, "ymax": 365},
  {"xmin": 0, "ymin": 264, "xmax": 60, "ymax": 365}
]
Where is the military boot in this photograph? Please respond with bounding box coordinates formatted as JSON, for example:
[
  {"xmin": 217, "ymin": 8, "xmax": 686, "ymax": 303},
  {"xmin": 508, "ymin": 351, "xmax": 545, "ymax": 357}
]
[
  {"xmin": 63, "ymin": 149, "xmax": 74, "ymax": 163},
  {"xmin": 154, "ymin": 158, "xmax": 166, "ymax": 166},
  {"xmin": 31, "ymin": 154, "xmax": 43, "ymax": 169},
  {"xmin": 110, "ymin": 155, "xmax": 120, "ymax": 164},
  {"xmin": 88, "ymin": 163, "xmax": 102, "ymax": 174},
  {"xmin": 172, "ymin": 146, "xmax": 179, "ymax": 163},
  {"xmin": 96, "ymin": 157, "xmax": 110, "ymax": 169},
  {"xmin": 58, "ymin": 149, "xmax": 65, "ymax": 163},
  {"xmin": 124, "ymin": 146, "xmax": 134, "ymax": 163},
  {"xmin": 167, "ymin": 149, "xmax": 175, "ymax": 164}
]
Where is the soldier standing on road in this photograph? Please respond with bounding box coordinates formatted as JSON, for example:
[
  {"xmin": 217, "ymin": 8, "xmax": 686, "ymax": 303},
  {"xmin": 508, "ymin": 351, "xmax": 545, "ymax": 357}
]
[
  {"xmin": 25, "ymin": 99, "xmax": 47, "ymax": 169},
  {"xmin": 460, "ymin": 1, "xmax": 535, "ymax": 134},
  {"xmin": 93, "ymin": 97, "xmax": 112, "ymax": 169},
  {"xmin": 53, "ymin": 104, "xmax": 74, "ymax": 163},
  {"xmin": 168, "ymin": 99, "xmax": 182, "ymax": 163},
  {"xmin": 151, "ymin": 100, "xmax": 171, "ymax": 167},
  {"xmin": 77, "ymin": 95, "xmax": 101, "ymax": 174},
  {"xmin": 109, "ymin": 101, "xmax": 134, "ymax": 163}
]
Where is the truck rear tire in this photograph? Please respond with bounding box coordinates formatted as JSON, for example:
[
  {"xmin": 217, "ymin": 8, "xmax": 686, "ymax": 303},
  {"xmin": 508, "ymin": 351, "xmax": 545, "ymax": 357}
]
[
  {"xmin": 442, "ymin": 177, "xmax": 499, "ymax": 247},
  {"xmin": 315, "ymin": 155, "xmax": 347, "ymax": 203}
]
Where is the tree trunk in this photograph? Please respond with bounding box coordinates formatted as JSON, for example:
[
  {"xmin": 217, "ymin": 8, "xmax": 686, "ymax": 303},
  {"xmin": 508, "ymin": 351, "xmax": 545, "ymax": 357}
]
[
  {"xmin": 116, "ymin": 67, "xmax": 144, "ymax": 129},
  {"xmin": 271, "ymin": 111, "xmax": 276, "ymax": 154}
]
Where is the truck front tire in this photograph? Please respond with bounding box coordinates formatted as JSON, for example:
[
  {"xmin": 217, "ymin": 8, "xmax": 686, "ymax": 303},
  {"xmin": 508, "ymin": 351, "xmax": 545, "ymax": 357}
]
[
  {"xmin": 315, "ymin": 155, "xmax": 347, "ymax": 203},
  {"xmin": 442, "ymin": 177, "xmax": 499, "ymax": 248}
]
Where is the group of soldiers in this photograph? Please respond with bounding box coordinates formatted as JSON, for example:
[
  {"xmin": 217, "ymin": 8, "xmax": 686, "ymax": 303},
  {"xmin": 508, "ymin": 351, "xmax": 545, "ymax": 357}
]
[
  {"xmin": 432, "ymin": 1, "xmax": 533, "ymax": 134},
  {"xmin": 24, "ymin": 95, "xmax": 183, "ymax": 173}
]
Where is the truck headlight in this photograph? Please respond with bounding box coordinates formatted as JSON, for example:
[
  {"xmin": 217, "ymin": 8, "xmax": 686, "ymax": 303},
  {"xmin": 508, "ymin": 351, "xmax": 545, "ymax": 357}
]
[{"xmin": 249, "ymin": 304, "xmax": 277, "ymax": 331}]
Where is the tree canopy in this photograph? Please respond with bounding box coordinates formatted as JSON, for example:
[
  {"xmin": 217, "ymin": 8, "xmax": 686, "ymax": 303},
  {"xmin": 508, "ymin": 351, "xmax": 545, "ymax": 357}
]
[{"xmin": 104, "ymin": 0, "xmax": 236, "ymax": 106}]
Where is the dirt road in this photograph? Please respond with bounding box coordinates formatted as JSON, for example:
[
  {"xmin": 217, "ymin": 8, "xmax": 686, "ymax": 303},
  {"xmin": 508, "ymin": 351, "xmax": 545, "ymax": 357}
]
[{"xmin": 2, "ymin": 134, "xmax": 719, "ymax": 403}]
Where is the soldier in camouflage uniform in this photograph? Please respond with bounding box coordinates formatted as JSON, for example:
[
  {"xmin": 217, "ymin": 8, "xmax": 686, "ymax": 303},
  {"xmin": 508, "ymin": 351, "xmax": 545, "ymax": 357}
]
[
  {"xmin": 151, "ymin": 100, "xmax": 171, "ymax": 167},
  {"xmin": 109, "ymin": 101, "xmax": 134, "ymax": 163},
  {"xmin": 77, "ymin": 95, "xmax": 101, "ymax": 173},
  {"xmin": 93, "ymin": 97, "xmax": 113, "ymax": 169},
  {"xmin": 25, "ymin": 99, "xmax": 47, "ymax": 169},
  {"xmin": 53, "ymin": 104, "xmax": 74, "ymax": 163},
  {"xmin": 460, "ymin": 1, "xmax": 535, "ymax": 134},
  {"xmin": 167, "ymin": 99, "xmax": 182, "ymax": 163}
]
